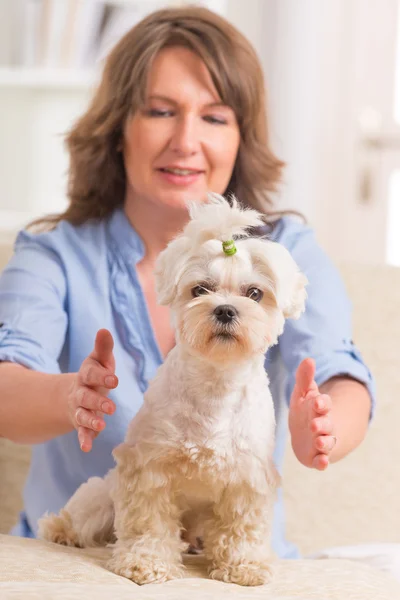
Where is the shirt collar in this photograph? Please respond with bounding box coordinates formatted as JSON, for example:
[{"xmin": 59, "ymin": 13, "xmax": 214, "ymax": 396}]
[{"xmin": 107, "ymin": 207, "xmax": 145, "ymax": 264}]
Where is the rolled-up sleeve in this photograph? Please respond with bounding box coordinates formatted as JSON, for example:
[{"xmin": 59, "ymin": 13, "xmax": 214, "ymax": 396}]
[
  {"xmin": 0, "ymin": 234, "xmax": 68, "ymax": 374},
  {"xmin": 278, "ymin": 224, "xmax": 376, "ymax": 419}
]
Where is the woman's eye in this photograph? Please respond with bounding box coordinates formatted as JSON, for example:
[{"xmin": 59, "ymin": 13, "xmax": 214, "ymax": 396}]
[
  {"xmin": 246, "ymin": 287, "xmax": 263, "ymax": 302},
  {"xmin": 147, "ymin": 108, "xmax": 173, "ymax": 118},
  {"xmin": 191, "ymin": 285, "xmax": 211, "ymax": 297},
  {"xmin": 203, "ymin": 115, "xmax": 227, "ymax": 125}
]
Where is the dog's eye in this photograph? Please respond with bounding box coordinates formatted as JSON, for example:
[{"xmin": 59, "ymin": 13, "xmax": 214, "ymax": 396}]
[
  {"xmin": 191, "ymin": 285, "xmax": 211, "ymax": 298},
  {"xmin": 246, "ymin": 287, "xmax": 264, "ymax": 302}
]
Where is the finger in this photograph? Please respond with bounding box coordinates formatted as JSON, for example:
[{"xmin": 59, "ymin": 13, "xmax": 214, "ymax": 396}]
[
  {"xmin": 79, "ymin": 362, "xmax": 118, "ymax": 389},
  {"xmin": 78, "ymin": 427, "xmax": 97, "ymax": 453},
  {"xmin": 75, "ymin": 407, "xmax": 106, "ymax": 432},
  {"xmin": 77, "ymin": 387, "xmax": 116, "ymax": 415},
  {"xmin": 315, "ymin": 434, "xmax": 337, "ymax": 454},
  {"xmin": 295, "ymin": 358, "xmax": 317, "ymax": 397},
  {"xmin": 305, "ymin": 389, "xmax": 320, "ymax": 403},
  {"xmin": 312, "ymin": 454, "xmax": 329, "ymax": 471},
  {"xmin": 313, "ymin": 393, "xmax": 332, "ymax": 415},
  {"xmin": 90, "ymin": 329, "xmax": 115, "ymax": 370},
  {"xmin": 310, "ymin": 415, "xmax": 333, "ymax": 435}
]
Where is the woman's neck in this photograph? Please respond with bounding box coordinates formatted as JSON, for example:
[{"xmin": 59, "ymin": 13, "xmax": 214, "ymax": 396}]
[{"xmin": 124, "ymin": 193, "xmax": 190, "ymax": 266}]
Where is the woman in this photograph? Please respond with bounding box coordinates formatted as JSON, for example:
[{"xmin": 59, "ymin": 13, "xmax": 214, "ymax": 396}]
[{"xmin": 0, "ymin": 6, "xmax": 374, "ymax": 559}]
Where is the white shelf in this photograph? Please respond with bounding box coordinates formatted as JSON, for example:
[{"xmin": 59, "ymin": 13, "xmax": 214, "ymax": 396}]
[{"xmin": 0, "ymin": 68, "xmax": 97, "ymax": 90}]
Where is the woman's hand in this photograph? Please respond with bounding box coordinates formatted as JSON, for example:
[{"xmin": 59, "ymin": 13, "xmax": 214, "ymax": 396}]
[
  {"xmin": 288, "ymin": 358, "xmax": 336, "ymax": 470},
  {"xmin": 67, "ymin": 329, "xmax": 118, "ymax": 452}
]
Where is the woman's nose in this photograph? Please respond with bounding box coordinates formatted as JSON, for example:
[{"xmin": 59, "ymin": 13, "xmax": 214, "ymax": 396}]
[{"xmin": 169, "ymin": 116, "xmax": 200, "ymax": 156}]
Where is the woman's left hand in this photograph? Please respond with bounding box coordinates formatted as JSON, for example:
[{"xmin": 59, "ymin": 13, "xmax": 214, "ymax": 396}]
[{"xmin": 289, "ymin": 358, "xmax": 337, "ymax": 470}]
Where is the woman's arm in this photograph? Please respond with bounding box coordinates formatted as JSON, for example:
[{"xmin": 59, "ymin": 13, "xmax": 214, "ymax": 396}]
[
  {"xmin": 0, "ymin": 242, "xmax": 74, "ymax": 444},
  {"xmin": 0, "ymin": 362, "xmax": 75, "ymax": 444},
  {"xmin": 273, "ymin": 220, "xmax": 376, "ymax": 469},
  {"xmin": 0, "ymin": 330, "xmax": 118, "ymax": 448},
  {"xmin": 0, "ymin": 238, "xmax": 117, "ymax": 449},
  {"xmin": 320, "ymin": 375, "xmax": 371, "ymax": 463},
  {"xmin": 289, "ymin": 358, "xmax": 372, "ymax": 469}
]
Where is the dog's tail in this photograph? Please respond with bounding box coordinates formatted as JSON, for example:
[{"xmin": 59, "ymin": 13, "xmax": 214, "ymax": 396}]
[{"xmin": 184, "ymin": 193, "xmax": 264, "ymax": 246}]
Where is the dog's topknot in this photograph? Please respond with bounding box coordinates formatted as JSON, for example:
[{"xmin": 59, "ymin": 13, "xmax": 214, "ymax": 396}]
[{"xmin": 184, "ymin": 193, "xmax": 264, "ymax": 247}]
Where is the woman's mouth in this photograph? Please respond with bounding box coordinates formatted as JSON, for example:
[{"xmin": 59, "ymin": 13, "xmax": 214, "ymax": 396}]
[{"xmin": 157, "ymin": 167, "xmax": 204, "ymax": 186}]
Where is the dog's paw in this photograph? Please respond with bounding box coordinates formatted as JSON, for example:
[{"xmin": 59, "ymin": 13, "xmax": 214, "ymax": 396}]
[
  {"xmin": 108, "ymin": 550, "xmax": 184, "ymax": 585},
  {"xmin": 209, "ymin": 561, "xmax": 274, "ymax": 586},
  {"xmin": 38, "ymin": 510, "xmax": 81, "ymax": 548}
]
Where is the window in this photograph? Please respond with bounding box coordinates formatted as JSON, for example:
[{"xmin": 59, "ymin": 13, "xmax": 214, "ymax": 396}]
[
  {"xmin": 386, "ymin": 170, "xmax": 400, "ymax": 266},
  {"xmin": 395, "ymin": 0, "xmax": 400, "ymax": 123}
]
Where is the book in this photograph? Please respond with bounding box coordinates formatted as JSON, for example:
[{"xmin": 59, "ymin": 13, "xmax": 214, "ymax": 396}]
[
  {"xmin": 0, "ymin": 0, "xmax": 194, "ymax": 71},
  {"xmin": 39, "ymin": 0, "xmax": 71, "ymax": 68},
  {"xmin": 69, "ymin": 0, "xmax": 106, "ymax": 69},
  {"xmin": 20, "ymin": 0, "xmax": 42, "ymax": 67}
]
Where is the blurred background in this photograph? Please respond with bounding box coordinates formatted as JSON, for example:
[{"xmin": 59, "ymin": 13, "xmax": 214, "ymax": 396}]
[{"xmin": 0, "ymin": 0, "xmax": 399, "ymax": 267}]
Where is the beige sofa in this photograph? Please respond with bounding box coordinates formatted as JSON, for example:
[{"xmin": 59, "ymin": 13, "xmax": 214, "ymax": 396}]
[{"xmin": 0, "ymin": 241, "xmax": 400, "ymax": 599}]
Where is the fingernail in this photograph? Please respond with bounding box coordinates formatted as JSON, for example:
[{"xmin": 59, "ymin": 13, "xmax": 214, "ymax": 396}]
[
  {"xmin": 94, "ymin": 420, "xmax": 104, "ymax": 431},
  {"xmin": 102, "ymin": 402, "xmax": 111, "ymax": 413},
  {"xmin": 317, "ymin": 400, "xmax": 325, "ymax": 411},
  {"xmin": 105, "ymin": 375, "xmax": 116, "ymax": 388}
]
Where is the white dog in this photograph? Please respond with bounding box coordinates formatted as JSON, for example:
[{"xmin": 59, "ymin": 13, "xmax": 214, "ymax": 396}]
[{"xmin": 38, "ymin": 195, "xmax": 307, "ymax": 587}]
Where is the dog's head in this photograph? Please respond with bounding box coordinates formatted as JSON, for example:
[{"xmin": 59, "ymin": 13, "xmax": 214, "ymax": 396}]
[{"xmin": 155, "ymin": 194, "xmax": 308, "ymax": 364}]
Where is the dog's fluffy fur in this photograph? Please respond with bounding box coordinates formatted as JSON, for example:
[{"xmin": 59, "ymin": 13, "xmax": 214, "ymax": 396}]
[{"xmin": 38, "ymin": 194, "xmax": 307, "ymax": 586}]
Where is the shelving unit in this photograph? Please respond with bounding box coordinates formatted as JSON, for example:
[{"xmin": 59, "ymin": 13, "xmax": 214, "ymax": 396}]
[
  {"xmin": 0, "ymin": 0, "xmax": 229, "ymax": 242},
  {"xmin": 0, "ymin": 67, "xmax": 96, "ymax": 90},
  {"xmin": 0, "ymin": 0, "xmax": 138, "ymax": 240}
]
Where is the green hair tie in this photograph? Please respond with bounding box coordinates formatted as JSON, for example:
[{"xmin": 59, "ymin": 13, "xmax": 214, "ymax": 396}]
[{"xmin": 222, "ymin": 239, "xmax": 237, "ymax": 256}]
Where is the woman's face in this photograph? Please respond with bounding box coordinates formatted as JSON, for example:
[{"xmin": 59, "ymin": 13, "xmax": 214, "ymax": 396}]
[{"xmin": 122, "ymin": 46, "xmax": 240, "ymax": 212}]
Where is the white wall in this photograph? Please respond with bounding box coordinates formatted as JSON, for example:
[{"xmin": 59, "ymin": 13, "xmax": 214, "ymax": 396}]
[
  {"xmin": 253, "ymin": 0, "xmax": 400, "ymax": 266},
  {"xmin": 0, "ymin": 82, "xmax": 92, "ymax": 234},
  {"xmin": 255, "ymin": 1, "xmax": 352, "ymax": 234},
  {"xmin": 228, "ymin": 0, "xmax": 351, "ymax": 247}
]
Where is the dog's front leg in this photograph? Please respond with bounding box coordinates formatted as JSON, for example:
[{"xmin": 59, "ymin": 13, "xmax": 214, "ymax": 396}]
[
  {"xmin": 203, "ymin": 484, "xmax": 274, "ymax": 586},
  {"xmin": 107, "ymin": 444, "xmax": 184, "ymax": 585}
]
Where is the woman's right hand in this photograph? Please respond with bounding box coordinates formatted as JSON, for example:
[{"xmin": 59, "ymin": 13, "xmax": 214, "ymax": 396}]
[{"xmin": 68, "ymin": 329, "xmax": 118, "ymax": 452}]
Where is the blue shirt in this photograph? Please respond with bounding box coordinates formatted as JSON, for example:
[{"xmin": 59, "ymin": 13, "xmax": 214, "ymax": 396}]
[{"xmin": 0, "ymin": 208, "xmax": 376, "ymax": 558}]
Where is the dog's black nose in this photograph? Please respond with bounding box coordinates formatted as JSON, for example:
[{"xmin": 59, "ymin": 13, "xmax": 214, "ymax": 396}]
[{"xmin": 213, "ymin": 304, "xmax": 238, "ymax": 324}]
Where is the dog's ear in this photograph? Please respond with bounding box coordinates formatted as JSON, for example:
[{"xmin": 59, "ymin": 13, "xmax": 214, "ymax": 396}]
[
  {"xmin": 154, "ymin": 235, "xmax": 192, "ymax": 305},
  {"xmin": 280, "ymin": 269, "xmax": 308, "ymax": 319},
  {"xmin": 265, "ymin": 241, "xmax": 308, "ymax": 319},
  {"xmin": 247, "ymin": 239, "xmax": 308, "ymax": 319}
]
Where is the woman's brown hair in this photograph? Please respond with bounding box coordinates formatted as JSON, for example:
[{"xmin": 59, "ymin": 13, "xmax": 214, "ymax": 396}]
[{"xmin": 31, "ymin": 5, "xmax": 287, "ymax": 230}]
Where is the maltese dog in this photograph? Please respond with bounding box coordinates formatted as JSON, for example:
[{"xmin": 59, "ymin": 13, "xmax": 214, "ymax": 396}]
[{"xmin": 38, "ymin": 194, "xmax": 307, "ymax": 587}]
